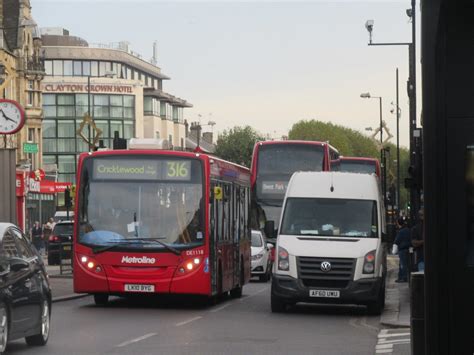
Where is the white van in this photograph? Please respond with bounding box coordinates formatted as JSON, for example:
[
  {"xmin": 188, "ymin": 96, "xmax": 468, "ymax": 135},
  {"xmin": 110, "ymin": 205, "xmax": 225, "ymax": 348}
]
[{"xmin": 271, "ymin": 172, "xmax": 387, "ymax": 314}]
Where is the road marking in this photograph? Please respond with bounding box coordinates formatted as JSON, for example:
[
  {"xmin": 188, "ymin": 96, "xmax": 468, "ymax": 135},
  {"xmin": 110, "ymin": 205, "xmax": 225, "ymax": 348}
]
[
  {"xmin": 377, "ymin": 332, "xmax": 410, "ymax": 338},
  {"xmin": 175, "ymin": 316, "xmax": 202, "ymax": 327},
  {"xmin": 210, "ymin": 302, "xmax": 233, "ymax": 313},
  {"xmin": 375, "ymin": 349, "xmax": 393, "ymax": 354},
  {"xmin": 116, "ymin": 333, "xmax": 157, "ymax": 348},
  {"xmin": 376, "ymin": 344, "xmax": 393, "ymax": 349},
  {"xmin": 239, "ymin": 286, "xmax": 269, "ymax": 302},
  {"xmin": 378, "ymin": 338, "xmax": 410, "ymax": 345}
]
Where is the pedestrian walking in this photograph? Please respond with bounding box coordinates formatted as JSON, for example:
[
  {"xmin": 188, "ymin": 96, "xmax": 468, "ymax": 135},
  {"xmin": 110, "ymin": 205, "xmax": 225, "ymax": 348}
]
[
  {"xmin": 411, "ymin": 208, "xmax": 425, "ymax": 272},
  {"xmin": 43, "ymin": 217, "xmax": 55, "ymax": 253},
  {"xmin": 31, "ymin": 221, "xmax": 45, "ymax": 255},
  {"xmin": 394, "ymin": 216, "xmax": 411, "ymax": 282}
]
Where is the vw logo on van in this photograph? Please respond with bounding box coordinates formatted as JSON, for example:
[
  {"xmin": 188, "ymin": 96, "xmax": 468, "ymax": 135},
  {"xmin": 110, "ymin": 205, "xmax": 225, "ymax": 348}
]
[{"xmin": 320, "ymin": 261, "xmax": 332, "ymax": 272}]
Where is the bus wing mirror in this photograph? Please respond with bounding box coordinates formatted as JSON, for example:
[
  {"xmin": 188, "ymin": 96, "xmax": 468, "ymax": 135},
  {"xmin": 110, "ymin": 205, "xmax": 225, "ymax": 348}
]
[{"xmin": 264, "ymin": 221, "xmax": 275, "ymax": 239}]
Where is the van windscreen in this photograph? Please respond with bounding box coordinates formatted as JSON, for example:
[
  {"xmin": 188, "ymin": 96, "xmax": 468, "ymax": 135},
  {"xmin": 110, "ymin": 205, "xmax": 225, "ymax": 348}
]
[{"xmin": 280, "ymin": 198, "xmax": 378, "ymax": 238}]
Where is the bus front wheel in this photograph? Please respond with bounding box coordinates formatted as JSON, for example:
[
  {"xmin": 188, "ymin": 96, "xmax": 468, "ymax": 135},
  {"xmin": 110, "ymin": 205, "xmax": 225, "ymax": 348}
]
[{"xmin": 93, "ymin": 294, "xmax": 109, "ymax": 306}]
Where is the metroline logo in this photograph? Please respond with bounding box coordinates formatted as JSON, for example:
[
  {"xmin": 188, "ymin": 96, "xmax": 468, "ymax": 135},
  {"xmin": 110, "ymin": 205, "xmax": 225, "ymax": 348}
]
[{"xmin": 121, "ymin": 256, "xmax": 156, "ymax": 264}]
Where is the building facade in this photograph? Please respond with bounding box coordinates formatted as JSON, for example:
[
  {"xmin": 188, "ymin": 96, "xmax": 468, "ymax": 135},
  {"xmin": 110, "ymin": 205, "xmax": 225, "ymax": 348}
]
[
  {"xmin": 40, "ymin": 29, "xmax": 192, "ymax": 186},
  {"xmin": 0, "ymin": 0, "xmax": 45, "ymax": 169}
]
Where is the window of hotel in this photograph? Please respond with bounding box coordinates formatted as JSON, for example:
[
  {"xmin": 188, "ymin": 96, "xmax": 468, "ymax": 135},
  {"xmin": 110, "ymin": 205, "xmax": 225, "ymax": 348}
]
[
  {"xmin": 124, "ymin": 95, "xmax": 134, "ymax": 107},
  {"xmin": 110, "ymin": 95, "xmax": 123, "ymax": 106},
  {"xmin": 110, "ymin": 121, "xmax": 123, "ymax": 137},
  {"xmin": 58, "ymin": 94, "xmax": 74, "ymax": 105},
  {"xmin": 43, "ymin": 106, "xmax": 56, "ymax": 117},
  {"xmin": 172, "ymin": 106, "xmax": 178, "ymax": 121},
  {"xmin": 43, "ymin": 94, "xmax": 55, "ymax": 105},
  {"xmin": 43, "ymin": 139, "xmax": 57, "ymax": 153},
  {"xmin": 111, "ymin": 62, "xmax": 117, "ymax": 76},
  {"xmin": 63, "ymin": 60, "xmax": 73, "ymax": 76},
  {"xmin": 99, "ymin": 61, "xmax": 108, "ymax": 76},
  {"xmin": 76, "ymin": 105, "xmax": 87, "ymax": 117},
  {"xmin": 144, "ymin": 97, "xmax": 152, "ymax": 114},
  {"xmin": 160, "ymin": 102, "xmax": 166, "ymax": 117},
  {"xmin": 75, "ymin": 94, "xmax": 88, "ymax": 106},
  {"xmin": 43, "ymin": 120, "xmax": 56, "ymax": 138},
  {"xmin": 126, "ymin": 67, "xmax": 132, "ymax": 80},
  {"xmin": 94, "ymin": 95, "xmax": 109, "ymax": 106},
  {"xmin": 58, "ymin": 120, "xmax": 75, "ymax": 137},
  {"xmin": 95, "ymin": 120, "xmax": 109, "ymax": 138},
  {"xmin": 94, "ymin": 106, "xmax": 109, "ymax": 118},
  {"xmin": 73, "ymin": 61, "xmax": 82, "ymax": 76},
  {"xmin": 43, "ymin": 155, "xmax": 56, "ymax": 166},
  {"xmin": 124, "ymin": 121, "xmax": 134, "ymax": 138},
  {"xmin": 91, "ymin": 61, "xmax": 98, "ymax": 77},
  {"xmin": 45, "ymin": 60, "xmax": 53, "ymax": 75},
  {"xmin": 110, "ymin": 106, "xmax": 123, "ymax": 118},
  {"xmin": 82, "ymin": 61, "xmax": 91, "ymax": 76},
  {"xmin": 53, "ymin": 60, "xmax": 63, "ymax": 76},
  {"xmin": 117, "ymin": 63, "xmax": 122, "ymax": 78}
]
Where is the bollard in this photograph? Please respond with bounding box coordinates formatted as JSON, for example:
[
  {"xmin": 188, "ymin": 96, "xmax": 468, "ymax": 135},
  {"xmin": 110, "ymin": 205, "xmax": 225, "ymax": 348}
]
[{"xmin": 410, "ymin": 271, "xmax": 425, "ymax": 355}]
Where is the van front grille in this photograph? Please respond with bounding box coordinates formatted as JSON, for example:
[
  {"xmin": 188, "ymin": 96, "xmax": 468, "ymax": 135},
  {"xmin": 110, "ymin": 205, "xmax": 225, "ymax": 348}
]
[{"xmin": 297, "ymin": 256, "xmax": 355, "ymax": 289}]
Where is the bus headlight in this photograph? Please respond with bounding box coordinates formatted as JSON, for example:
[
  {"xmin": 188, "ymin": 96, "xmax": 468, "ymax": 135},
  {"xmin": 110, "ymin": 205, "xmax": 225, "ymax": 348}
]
[
  {"xmin": 177, "ymin": 257, "xmax": 202, "ymax": 275},
  {"xmin": 278, "ymin": 247, "xmax": 290, "ymax": 271},
  {"xmin": 79, "ymin": 255, "xmax": 103, "ymax": 274}
]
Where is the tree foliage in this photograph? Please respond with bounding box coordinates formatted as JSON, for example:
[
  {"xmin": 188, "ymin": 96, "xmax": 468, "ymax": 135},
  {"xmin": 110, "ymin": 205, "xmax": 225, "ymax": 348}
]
[
  {"xmin": 215, "ymin": 126, "xmax": 264, "ymax": 167},
  {"xmin": 289, "ymin": 120, "xmax": 410, "ymax": 207}
]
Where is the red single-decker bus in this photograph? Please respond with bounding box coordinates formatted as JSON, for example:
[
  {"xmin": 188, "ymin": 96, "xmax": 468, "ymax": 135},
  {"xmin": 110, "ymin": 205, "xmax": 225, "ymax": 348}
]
[{"xmin": 73, "ymin": 148, "xmax": 251, "ymax": 305}]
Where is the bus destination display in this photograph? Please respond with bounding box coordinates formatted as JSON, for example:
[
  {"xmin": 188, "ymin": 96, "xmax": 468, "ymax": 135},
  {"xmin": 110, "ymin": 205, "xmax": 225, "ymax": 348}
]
[{"xmin": 93, "ymin": 159, "xmax": 192, "ymax": 181}]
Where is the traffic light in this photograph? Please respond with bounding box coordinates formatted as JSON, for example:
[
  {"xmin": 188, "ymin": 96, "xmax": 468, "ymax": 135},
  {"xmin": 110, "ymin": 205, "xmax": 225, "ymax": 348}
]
[
  {"xmin": 405, "ymin": 165, "xmax": 422, "ymax": 189},
  {"xmin": 65, "ymin": 188, "xmax": 72, "ymax": 208}
]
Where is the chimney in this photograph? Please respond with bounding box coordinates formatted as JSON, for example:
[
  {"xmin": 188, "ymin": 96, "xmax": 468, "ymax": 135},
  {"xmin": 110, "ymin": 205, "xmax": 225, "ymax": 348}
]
[
  {"xmin": 151, "ymin": 41, "xmax": 158, "ymax": 65},
  {"xmin": 184, "ymin": 120, "xmax": 189, "ymax": 138},
  {"xmin": 202, "ymin": 132, "xmax": 213, "ymax": 145}
]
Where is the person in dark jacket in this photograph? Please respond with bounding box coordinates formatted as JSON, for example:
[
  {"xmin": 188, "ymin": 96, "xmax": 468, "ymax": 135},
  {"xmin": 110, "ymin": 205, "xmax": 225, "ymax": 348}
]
[
  {"xmin": 411, "ymin": 208, "xmax": 424, "ymax": 271},
  {"xmin": 31, "ymin": 221, "xmax": 44, "ymax": 254},
  {"xmin": 394, "ymin": 216, "xmax": 411, "ymax": 282}
]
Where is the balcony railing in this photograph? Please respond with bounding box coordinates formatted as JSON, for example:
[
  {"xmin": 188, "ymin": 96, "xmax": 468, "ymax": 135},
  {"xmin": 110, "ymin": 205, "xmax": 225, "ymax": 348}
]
[{"xmin": 20, "ymin": 56, "xmax": 45, "ymax": 74}]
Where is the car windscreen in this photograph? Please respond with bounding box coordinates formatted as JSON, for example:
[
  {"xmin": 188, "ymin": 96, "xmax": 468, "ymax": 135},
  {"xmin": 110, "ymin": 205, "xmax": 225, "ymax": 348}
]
[
  {"xmin": 53, "ymin": 224, "xmax": 73, "ymax": 236},
  {"xmin": 256, "ymin": 144, "xmax": 325, "ymax": 201},
  {"xmin": 339, "ymin": 160, "xmax": 377, "ymax": 175},
  {"xmin": 280, "ymin": 198, "xmax": 378, "ymax": 238},
  {"xmin": 77, "ymin": 156, "xmax": 204, "ymax": 249},
  {"xmin": 251, "ymin": 232, "xmax": 263, "ymax": 247}
]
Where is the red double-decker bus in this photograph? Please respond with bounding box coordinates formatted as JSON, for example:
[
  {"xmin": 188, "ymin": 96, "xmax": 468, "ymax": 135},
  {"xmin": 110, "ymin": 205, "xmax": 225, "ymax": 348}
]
[
  {"xmin": 338, "ymin": 157, "xmax": 381, "ymax": 177},
  {"xmin": 73, "ymin": 148, "xmax": 251, "ymax": 305},
  {"xmin": 250, "ymin": 140, "xmax": 339, "ymax": 231}
]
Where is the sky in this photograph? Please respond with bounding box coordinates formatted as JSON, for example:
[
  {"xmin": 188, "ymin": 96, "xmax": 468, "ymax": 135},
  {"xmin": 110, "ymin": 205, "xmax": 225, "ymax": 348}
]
[{"xmin": 31, "ymin": 0, "xmax": 421, "ymax": 148}]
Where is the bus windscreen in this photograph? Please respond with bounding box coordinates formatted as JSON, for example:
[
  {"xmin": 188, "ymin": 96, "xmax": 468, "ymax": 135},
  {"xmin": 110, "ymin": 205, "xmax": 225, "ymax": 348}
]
[
  {"xmin": 339, "ymin": 160, "xmax": 377, "ymax": 175},
  {"xmin": 78, "ymin": 157, "xmax": 204, "ymax": 250},
  {"xmin": 256, "ymin": 144, "xmax": 325, "ymax": 201}
]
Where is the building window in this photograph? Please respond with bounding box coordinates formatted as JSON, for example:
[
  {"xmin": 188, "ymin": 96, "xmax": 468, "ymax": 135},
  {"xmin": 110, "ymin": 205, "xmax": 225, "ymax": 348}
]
[
  {"xmin": 53, "ymin": 60, "xmax": 63, "ymax": 76},
  {"xmin": 63, "ymin": 60, "xmax": 73, "ymax": 76},
  {"xmin": 83, "ymin": 61, "xmax": 91, "ymax": 76},
  {"xmin": 27, "ymin": 91, "xmax": 34, "ymax": 107},
  {"xmin": 91, "ymin": 61, "xmax": 98, "ymax": 76},
  {"xmin": 45, "ymin": 60, "xmax": 53, "ymax": 75},
  {"xmin": 73, "ymin": 61, "xmax": 82, "ymax": 76},
  {"xmin": 28, "ymin": 128, "xmax": 35, "ymax": 142}
]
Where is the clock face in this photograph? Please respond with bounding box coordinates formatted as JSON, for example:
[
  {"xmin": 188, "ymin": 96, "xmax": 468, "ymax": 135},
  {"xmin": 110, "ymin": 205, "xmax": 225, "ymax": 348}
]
[{"xmin": 0, "ymin": 100, "xmax": 25, "ymax": 135}]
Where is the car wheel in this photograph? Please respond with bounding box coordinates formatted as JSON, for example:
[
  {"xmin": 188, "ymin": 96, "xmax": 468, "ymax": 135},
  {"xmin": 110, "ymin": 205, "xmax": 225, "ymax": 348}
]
[
  {"xmin": 94, "ymin": 294, "xmax": 109, "ymax": 306},
  {"xmin": 271, "ymin": 295, "xmax": 287, "ymax": 313},
  {"xmin": 25, "ymin": 300, "xmax": 50, "ymax": 346},
  {"xmin": 0, "ymin": 303, "xmax": 8, "ymax": 354}
]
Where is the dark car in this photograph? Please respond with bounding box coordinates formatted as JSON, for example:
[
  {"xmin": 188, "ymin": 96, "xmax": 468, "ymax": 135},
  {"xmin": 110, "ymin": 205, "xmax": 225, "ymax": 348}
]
[
  {"xmin": 0, "ymin": 223, "xmax": 51, "ymax": 353},
  {"xmin": 48, "ymin": 221, "xmax": 73, "ymax": 265}
]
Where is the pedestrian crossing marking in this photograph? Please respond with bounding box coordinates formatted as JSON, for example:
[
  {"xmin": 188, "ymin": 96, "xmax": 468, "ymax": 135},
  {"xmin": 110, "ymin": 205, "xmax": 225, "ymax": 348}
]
[{"xmin": 375, "ymin": 328, "xmax": 411, "ymax": 354}]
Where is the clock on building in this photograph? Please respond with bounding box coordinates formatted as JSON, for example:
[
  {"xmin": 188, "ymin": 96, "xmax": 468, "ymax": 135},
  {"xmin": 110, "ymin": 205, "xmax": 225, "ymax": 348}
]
[{"xmin": 0, "ymin": 99, "xmax": 25, "ymax": 135}]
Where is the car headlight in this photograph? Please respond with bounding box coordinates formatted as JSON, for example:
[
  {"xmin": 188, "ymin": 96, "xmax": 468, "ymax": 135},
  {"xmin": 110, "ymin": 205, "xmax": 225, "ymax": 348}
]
[{"xmin": 251, "ymin": 253, "xmax": 264, "ymax": 261}]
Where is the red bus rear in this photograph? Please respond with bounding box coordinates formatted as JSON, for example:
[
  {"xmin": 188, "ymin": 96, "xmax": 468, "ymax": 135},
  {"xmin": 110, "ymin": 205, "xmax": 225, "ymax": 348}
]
[
  {"xmin": 338, "ymin": 157, "xmax": 381, "ymax": 177},
  {"xmin": 73, "ymin": 149, "xmax": 251, "ymax": 304},
  {"xmin": 250, "ymin": 140, "xmax": 339, "ymax": 230}
]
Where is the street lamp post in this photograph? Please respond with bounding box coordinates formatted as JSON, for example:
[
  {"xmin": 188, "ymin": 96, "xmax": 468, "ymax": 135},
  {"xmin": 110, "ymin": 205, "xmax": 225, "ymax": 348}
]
[
  {"xmin": 364, "ymin": 0, "xmax": 419, "ymax": 221},
  {"xmin": 361, "ymin": 92, "xmax": 386, "ymax": 203}
]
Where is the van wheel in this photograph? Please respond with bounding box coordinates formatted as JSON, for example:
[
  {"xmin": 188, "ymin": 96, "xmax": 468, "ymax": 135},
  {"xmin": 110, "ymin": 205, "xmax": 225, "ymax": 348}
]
[
  {"xmin": 94, "ymin": 294, "xmax": 109, "ymax": 306},
  {"xmin": 0, "ymin": 303, "xmax": 8, "ymax": 354},
  {"xmin": 367, "ymin": 286, "xmax": 385, "ymax": 316},
  {"xmin": 271, "ymin": 295, "xmax": 286, "ymax": 313}
]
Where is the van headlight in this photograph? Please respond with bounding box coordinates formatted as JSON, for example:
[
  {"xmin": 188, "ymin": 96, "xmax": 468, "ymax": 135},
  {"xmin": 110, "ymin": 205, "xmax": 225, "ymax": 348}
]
[
  {"xmin": 278, "ymin": 246, "xmax": 289, "ymax": 271},
  {"xmin": 363, "ymin": 250, "xmax": 376, "ymax": 274}
]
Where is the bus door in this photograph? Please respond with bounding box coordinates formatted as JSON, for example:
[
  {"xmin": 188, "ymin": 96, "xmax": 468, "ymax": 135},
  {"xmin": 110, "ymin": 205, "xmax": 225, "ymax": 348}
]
[
  {"xmin": 210, "ymin": 180, "xmax": 219, "ymax": 295},
  {"xmin": 232, "ymin": 184, "xmax": 241, "ymax": 287}
]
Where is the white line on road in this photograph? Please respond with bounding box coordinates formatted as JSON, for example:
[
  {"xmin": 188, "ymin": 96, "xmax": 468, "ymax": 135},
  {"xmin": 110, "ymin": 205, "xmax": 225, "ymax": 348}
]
[
  {"xmin": 175, "ymin": 316, "xmax": 202, "ymax": 327},
  {"xmin": 210, "ymin": 302, "xmax": 233, "ymax": 313},
  {"xmin": 377, "ymin": 332, "xmax": 410, "ymax": 338},
  {"xmin": 377, "ymin": 338, "xmax": 411, "ymax": 345},
  {"xmin": 376, "ymin": 344, "xmax": 393, "ymax": 350},
  {"xmin": 116, "ymin": 333, "xmax": 157, "ymax": 348},
  {"xmin": 239, "ymin": 286, "xmax": 269, "ymax": 302},
  {"xmin": 376, "ymin": 349, "xmax": 393, "ymax": 354}
]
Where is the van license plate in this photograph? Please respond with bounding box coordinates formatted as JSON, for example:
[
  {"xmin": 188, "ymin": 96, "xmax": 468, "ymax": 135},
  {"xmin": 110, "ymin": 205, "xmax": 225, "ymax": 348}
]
[
  {"xmin": 124, "ymin": 284, "xmax": 155, "ymax": 293},
  {"xmin": 309, "ymin": 290, "xmax": 340, "ymax": 298}
]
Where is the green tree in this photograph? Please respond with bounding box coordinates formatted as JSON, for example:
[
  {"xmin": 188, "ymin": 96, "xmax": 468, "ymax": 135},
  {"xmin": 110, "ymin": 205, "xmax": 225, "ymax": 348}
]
[{"xmin": 215, "ymin": 126, "xmax": 264, "ymax": 167}]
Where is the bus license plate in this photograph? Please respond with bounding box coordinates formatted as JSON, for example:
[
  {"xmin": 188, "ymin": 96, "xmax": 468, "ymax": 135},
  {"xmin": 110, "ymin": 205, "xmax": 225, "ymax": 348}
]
[
  {"xmin": 309, "ymin": 290, "xmax": 340, "ymax": 298},
  {"xmin": 124, "ymin": 284, "xmax": 155, "ymax": 293}
]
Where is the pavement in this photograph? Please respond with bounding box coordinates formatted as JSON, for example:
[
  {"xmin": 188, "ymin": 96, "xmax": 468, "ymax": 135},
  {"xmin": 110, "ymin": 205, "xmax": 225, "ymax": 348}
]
[{"xmin": 45, "ymin": 262, "xmax": 88, "ymax": 303}]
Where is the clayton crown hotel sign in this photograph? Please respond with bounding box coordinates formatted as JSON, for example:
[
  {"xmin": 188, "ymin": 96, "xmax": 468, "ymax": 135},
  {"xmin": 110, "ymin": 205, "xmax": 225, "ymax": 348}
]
[{"xmin": 42, "ymin": 83, "xmax": 133, "ymax": 94}]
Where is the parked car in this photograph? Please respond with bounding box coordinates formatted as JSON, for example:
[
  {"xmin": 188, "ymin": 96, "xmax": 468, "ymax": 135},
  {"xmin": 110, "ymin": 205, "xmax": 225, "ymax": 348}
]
[
  {"xmin": 48, "ymin": 221, "xmax": 73, "ymax": 265},
  {"xmin": 251, "ymin": 230, "xmax": 273, "ymax": 282},
  {"xmin": 0, "ymin": 223, "xmax": 51, "ymax": 353},
  {"xmin": 53, "ymin": 211, "xmax": 74, "ymax": 223}
]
